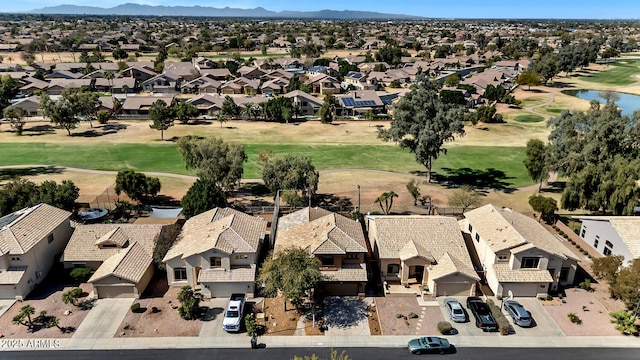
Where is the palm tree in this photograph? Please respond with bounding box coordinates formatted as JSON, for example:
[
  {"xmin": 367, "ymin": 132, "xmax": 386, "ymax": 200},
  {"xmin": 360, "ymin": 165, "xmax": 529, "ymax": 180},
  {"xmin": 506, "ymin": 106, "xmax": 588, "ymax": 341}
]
[
  {"xmin": 242, "ymin": 102, "xmax": 254, "ymax": 121},
  {"xmin": 62, "ymin": 289, "xmax": 80, "ymax": 306},
  {"xmin": 374, "ymin": 191, "xmax": 398, "ymax": 215},
  {"xmin": 48, "ymin": 316, "xmax": 66, "ymax": 333},
  {"xmin": 103, "ymin": 71, "xmax": 115, "ymax": 98},
  {"xmin": 12, "ymin": 304, "xmax": 36, "ymax": 329}
]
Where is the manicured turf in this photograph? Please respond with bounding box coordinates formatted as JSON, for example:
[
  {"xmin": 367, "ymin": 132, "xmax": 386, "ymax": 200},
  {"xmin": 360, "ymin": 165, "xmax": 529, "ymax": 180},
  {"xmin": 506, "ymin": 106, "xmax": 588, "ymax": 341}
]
[
  {"xmin": 514, "ymin": 114, "xmax": 544, "ymax": 123},
  {"xmin": 519, "ymin": 97, "xmax": 547, "ymax": 107},
  {"xmin": 0, "ymin": 143, "xmax": 531, "ymax": 188},
  {"xmin": 581, "ymin": 61, "xmax": 640, "ymax": 86},
  {"xmin": 544, "ymin": 108, "xmax": 564, "ymax": 114}
]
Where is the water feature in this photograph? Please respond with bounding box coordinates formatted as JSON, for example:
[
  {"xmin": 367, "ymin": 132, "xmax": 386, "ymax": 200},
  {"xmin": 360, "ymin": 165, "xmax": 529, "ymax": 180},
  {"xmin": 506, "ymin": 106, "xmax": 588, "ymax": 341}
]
[{"xmin": 563, "ymin": 89, "xmax": 640, "ymax": 116}]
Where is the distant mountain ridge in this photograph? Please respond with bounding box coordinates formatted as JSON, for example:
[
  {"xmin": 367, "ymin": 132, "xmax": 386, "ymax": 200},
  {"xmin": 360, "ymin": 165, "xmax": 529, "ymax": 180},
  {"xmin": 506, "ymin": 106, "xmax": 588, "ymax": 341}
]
[{"xmin": 26, "ymin": 3, "xmax": 423, "ymax": 19}]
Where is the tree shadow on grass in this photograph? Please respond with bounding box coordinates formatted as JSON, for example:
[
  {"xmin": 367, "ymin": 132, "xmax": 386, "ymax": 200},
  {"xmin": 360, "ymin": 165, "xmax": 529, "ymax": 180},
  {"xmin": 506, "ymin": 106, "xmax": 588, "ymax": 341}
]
[
  {"xmin": 433, "ymin": 167, "xmax": 515, "ymax": 191},
  {"xmin": 314, "ymin": 193, "xmax": 354, "ymax": 210},
  {"xmin": 71, "ymin": 123, "xmax": 129, "ymax": 138},
  {"xmin": 0, "ymin": 166, "xmax": 63, "ymax": 181},
  {"xmin": 23, "ymin": 124, "xmax": 56, "ymax": 136}
]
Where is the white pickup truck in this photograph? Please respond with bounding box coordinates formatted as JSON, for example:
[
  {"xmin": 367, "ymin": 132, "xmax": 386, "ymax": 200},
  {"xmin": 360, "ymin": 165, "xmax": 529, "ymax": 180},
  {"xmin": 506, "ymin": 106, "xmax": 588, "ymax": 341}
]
[{"xmin": 222, "ymin": 293, "xmax": 246, "ymax": 332}]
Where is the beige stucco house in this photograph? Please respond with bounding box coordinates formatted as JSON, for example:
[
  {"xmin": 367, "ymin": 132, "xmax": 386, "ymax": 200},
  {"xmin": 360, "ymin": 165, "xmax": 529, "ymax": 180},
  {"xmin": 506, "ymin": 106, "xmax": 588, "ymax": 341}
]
[
  {"xmin": 163, "ymin": 208, "xmax": 267, "ymax": 298},
  {"xmin": 0, "ymin": 204, "xmax": 72, "ymax": 300},
  {"xmin": 63, "ymin": 224, "xmax": 165, "ymax": 298},
  {"xmin": 274, "ymin": 207, "xmax": 368, "ymax": 296},
  {"xmin": 461, "ymin": 204, "xmax": 579, "ymax": 297},
  {"xmin": 367, "ymin": 215, "xmax": 479, "ymax": 297}
]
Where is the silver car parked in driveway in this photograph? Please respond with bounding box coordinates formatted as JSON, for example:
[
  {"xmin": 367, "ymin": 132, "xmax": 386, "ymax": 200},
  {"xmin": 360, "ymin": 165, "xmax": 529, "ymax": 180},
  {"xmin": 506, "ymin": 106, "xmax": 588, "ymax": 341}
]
[
  {"xmin": 504, "ymin": 300, "xmax": 532, "ymax": 327},
  {"xmin": 444, "ymin": 298, "xmax": 467, "ymax": 323}
]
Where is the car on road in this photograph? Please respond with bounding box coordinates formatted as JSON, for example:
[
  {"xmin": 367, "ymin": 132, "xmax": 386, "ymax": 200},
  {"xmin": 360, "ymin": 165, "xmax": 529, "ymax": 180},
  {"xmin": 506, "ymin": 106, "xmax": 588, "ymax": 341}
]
[
  {"xmin": 466, "ymin": 297, "xmax": 498, "ymax": 332},
  {"xmin": 443, "ymin": 298, "xmax": 467, "ymax": 323},
  {"xmin": 504, "ymin": 300, "xmax": 532, "ymax": 327},
  {"xmin": 407, "ymin": 336, "xmax": 452, "ymax": 355}
]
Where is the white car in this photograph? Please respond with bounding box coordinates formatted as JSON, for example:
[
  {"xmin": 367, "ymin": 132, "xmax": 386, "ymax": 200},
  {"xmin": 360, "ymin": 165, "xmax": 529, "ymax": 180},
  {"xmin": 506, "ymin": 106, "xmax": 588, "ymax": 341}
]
[{"xmin": 444, "ymin": 298, "xmax": 467, "ymax": 323}]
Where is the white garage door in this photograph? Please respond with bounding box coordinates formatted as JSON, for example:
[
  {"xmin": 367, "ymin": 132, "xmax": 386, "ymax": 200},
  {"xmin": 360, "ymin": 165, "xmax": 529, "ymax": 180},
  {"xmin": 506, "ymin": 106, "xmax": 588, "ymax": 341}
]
[
  {"xmin": 96, "ymin": 285, "xmax": 136, "ymax": 298},
  {"xmin": 209, "ymin": 283, "xmax": 251, "ymax": 298},
  {"xmin": 502, "ymin": 283, "xmax": 541, "ymax": 297},
  {"xmin": 437, "ymin": 282, "xmax": 473, "ymax": 296},
  {"xmin": 0, "ymin": 285, "xmax": 16, "ymax": 300}
]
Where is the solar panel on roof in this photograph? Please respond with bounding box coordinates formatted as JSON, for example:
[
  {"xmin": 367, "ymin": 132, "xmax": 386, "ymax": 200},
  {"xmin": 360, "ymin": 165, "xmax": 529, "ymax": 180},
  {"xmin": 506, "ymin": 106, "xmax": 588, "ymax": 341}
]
[
  {"xmin": 354, "ymin": 100, "xmax": 377, "ymax": 107},
  {"xmin": 342, "ymin": 97, "xmax": 355, "ymax": 107}
]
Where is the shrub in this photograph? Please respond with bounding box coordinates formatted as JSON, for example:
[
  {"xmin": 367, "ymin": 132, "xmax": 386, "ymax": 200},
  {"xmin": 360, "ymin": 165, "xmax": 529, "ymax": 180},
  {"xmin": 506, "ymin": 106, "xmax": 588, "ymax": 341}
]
[
  {"xmin": 151, "ymin": 307, "xmax": 160, "ymax": 313},
  {"xmin": 581, "ymin": 249, "xmax": 588, "ymax": 255},
  {"xmin": 547, "ymin": 295, "xmax": 553, "ymax": 301},
  {"xmin": 562, "ymin": 233, "xmax": 569, "ymax": 239},
  {"xmin": 437, "ymin": 321, "xmax": 453, "ymax": 334},
  {"xmin": 395, "ymin": 313, "xmax": 404, "ymax": 319},
  {"xmin": 408, "ymin": 312, "xmax": 419, "ymax": 319},
  {"xmin": 610, "ymin": 310, "xmax": 638, "ymax": 335},
  {"xmin": 69, "ymin": 267, "xmax": 92, "ymax": 282},
  {"xmin": 567, "ymin": 312, "xmax": 582, "ymax": 324},
  {"xmin": 123, "ymin": 323, "xmax": 134, "ymax": 330},
  {"xmin": 579, "ymin": 279, "xmax": 593, "ymax": 291},
  {"xmin": 130, "ymin": 303, "xmax": 141, "ymax": 313},
  {"xmin": 486, "ymin": 299, "xmax": 510, "ymax": 335}
]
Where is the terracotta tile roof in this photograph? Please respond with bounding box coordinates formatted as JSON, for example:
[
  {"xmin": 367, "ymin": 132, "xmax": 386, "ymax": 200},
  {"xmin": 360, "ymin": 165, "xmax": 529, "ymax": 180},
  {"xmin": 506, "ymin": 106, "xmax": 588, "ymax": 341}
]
[
  {"xmin": 88, "ymin": 241, "xmax": 152, "ymax": 284},
  {"xmin": 573, "ymin": 216, "xmax": 640, "ymax": 259},
  {"xmin": 63, "ymin": 224, "xmax": 163, "ymax": 263},
  {"xmin": 429, "ymin": 252, "xmax": 480, "ymax": 281},
  {"xmin": 493, "ymin": 263, "xmax": 553, "ymax": 283},
  {"xmin": 367, "ymin": 215, "xmax": 474, "ymax": 271},
  {"xmin": 0, "ymin": 203, "xmax": 71, "ymax": 255},
  {"xmin": 275, "ymin": 208, "xmax": 367, "ymax": 256},
  {"xmin": 0, "ymin": 268, "xmax": 26, "ymax": 285},
  {"xmin": 320, "ymin": 263, "xmax": 367, "ymax": 282},
  {"xmin": 198, "ymin": 264, "xmax": 256, "ymax": 283},
  {"xmin": 399, "ymin": 240, "xmax": 434, "ymax": 262},
  {"xmin": 464, "ymin": 204, "xmax": 576, "ymax": 260},
  {"xmin": 163, "ymin": 208, "xmax": 266, "ymax": 262}
]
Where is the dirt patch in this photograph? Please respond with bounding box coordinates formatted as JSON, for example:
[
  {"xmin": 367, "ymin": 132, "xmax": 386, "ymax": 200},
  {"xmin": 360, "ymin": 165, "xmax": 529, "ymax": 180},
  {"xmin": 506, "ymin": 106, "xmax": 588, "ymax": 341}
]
[
  {"xmin": 262, "ymin": 295, "xmax": 300, "ymax": 336},
  {"xmin": 0, "ymin": 282, "xmax": 93, "ymax": 339},
  {"xmin": 543, "ymin": 288, "xmax": 621, "ymax": 336},
  {"xmin": 367, "ymin": 304, "xmax": 382, "ymax": 335},
  {"xmin": 374, "ymin": 296, "xmax": 444, "ymax": 336},
  {"xmin": 116, "ymin": 284, "xmax": 202, "ymax": 337}
]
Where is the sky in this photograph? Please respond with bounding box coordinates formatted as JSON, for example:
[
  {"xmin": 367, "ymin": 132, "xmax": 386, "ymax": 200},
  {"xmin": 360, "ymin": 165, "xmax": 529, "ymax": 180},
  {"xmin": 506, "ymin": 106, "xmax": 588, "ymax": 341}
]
[{"xmin": 3, "ymin": 0, "xmax": 640, "ymax": 19}]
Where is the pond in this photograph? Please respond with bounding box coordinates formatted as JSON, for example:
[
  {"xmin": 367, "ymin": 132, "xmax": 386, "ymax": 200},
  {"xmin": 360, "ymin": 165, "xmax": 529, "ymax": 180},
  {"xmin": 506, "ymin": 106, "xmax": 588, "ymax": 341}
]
[{"xmin": 563, "ymin": 89, "xmax": 640, "ymax": 116}]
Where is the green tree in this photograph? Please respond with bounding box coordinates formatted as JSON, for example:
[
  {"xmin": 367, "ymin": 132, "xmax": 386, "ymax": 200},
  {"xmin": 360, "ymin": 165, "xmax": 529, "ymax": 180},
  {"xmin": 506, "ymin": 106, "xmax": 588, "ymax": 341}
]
[
  {"xmin": 148, "ymin": 99, "xmax": 174, "ymax": 140},
  {"xmin": 533, "ymin": 52, "xmax": 560, "ymax": 85},
  {"xmin": 262, "ymin": 154, "xmax": 319, "ymax": 198},
  {"xmin": 221, "ymin": 95, "xmax": 240, "ymax": 119},
  {"xmin": 177, "ymin": 136, "xmax": 247, "ymax": 190},
  {"xmin": 447, "ymin": 185, "xmax": 482, "ymax": 213},
  {"xmin": 39, "ymin": 92, "xmax": 76, "ymax": 136},
  {"xmin": 115, "ymin": 170, "xmax": 160, "ymax": 204},
  {"xmin": 592, "ymin": 255, "xmax": 624, "ymax": 283},
  {"xmin": 0, "ymin": 75, "xmax": 18, "ymax": 113},
  {"xmin": 378, "ymin": 76, "xmax": 465, "ymax": 183},
  {"xmin": 610, "ymin": 310, "xmax": 638, "ymax": 335},
  {"xmin": 406, "ymin": 179, "xmax": 421, "ymax": 206},
  {"xmin": 258, "ymin": 247, "xmax": 321, "ymax": 311},
  {"xmin": 103, "ymin": 70, "xmax": 115, "ymax": 97},
  {"xmin": 444, "ymin": 73, "xmax": 461, "ymax": 87},
  {"xmin": 62, "ymin": 287, "xmax": 83, "ymax": 306},
  {"xmin": 528, "ymin": 195, "xmax": 558, "ymax": 224},
  {"xmin": 318, "ymin": 95, "xmax": 336, "ymax": 124},
  {"xmin": 3, "ymin": 106, "xmax": 27, "ymax": 135},
  {"xmin": 174, "ymin": 101, "xmax": 199, "ymax": 124},
  {"xmin": 516, "ymin": 70, "xmax": 543, "ymax": 90},
  {"xmin": 177, "ymin": 285, "xmax": 203, "ymax": 320},
  {"xmin": 112, "ymin": 47, "xmax": 128, "ymax": 61},
  {"xmin": 12, "ymin": 304, "xmax": 36, "ymax": 330},
  {"xmin": 610, "ymin": 259, "xmax": 640, "ymax": 309},
  {"xmin": 263, "ymin": 96, "xmax": 294, "ymax": 122},
  {"xmin": 524, "ymin": 139, "xmax": 549, "ymax": 191},
  {"xmin": 374, "ymin": 191, "xmax": 398, "ymax": 215},
  {"xmin": 181, "ymin": 178, "xmax": 227, "ymax": 218},
  {"xmin": 0, "ymin": 178, "xmax": 79, "ymax": 216}
]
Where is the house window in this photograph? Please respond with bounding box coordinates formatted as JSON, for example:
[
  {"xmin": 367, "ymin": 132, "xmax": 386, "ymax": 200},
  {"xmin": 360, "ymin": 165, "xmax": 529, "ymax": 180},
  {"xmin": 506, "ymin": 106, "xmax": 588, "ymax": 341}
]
[
  {"xmin": 234, "ymin": 255, "xmax": 248, "ymax": 260},
  {"xmin": 387, "ymin": 264, "xmax": 400, "ymax": 275},
  {"xmin": 210, "ymin": 257, "xmax": 222, "ymax": 268},
  {"xmin": 560, "ymin": 267, "xmax": 570, "ymax": 282},
  {"xmin": 346, "ymin": 254, "xmax": 359, "ymax": 259},
  {"xmin": 468, "ymin": 224, "xmax": 473, "ymax": 233},
  {"xmin": 48, "ymin": 234, "xmax": 54, "ymax": 244},
  {"xmin": 604, "ymin": 247, "xmax": 612, "ymax": 255},
  {"xmin": 174, "ymin": 267, "xmax": 187, "ymax": 281},
  {"xmin": 11, "ymin": 257, "xmax": 21, "ymax": 261},
  {"xmin": 521, "ymin": 257, "xmax": 540, "ymax": 269},
  {"xmin": 580, "ymin": 228, "xmax": 586, "ymax": 238},
  {"xmin": 321, "ymin": 256, "xmax": 334, "ymax": 267},
  {"xmin": 605, "ymin": 241, "xmax": 613, "ymax": 249},
  {"xmin": 593, "ymin": 239, "xmax": 599, "ymax": 248},
  {"xmin": 475, "ymin": 233, "xmax": 480, "ymax": 242},
  {"xmin": 497, "ymin": 254, "xmax": 508, "ymax": 261}
]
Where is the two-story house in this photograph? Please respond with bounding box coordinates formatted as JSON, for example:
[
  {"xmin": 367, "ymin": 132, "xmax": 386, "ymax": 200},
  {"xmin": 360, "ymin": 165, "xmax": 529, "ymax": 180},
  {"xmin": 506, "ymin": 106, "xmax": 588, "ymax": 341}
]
[
  {"xmin": 274, "ymin": 207, "xmax": 368, "ymax": 296},
  {"xmin": 163, "ymin": 208, "xmax": 267, "ymax": 298},
  {"xmin": 462, "ymin": 204, "xmax": 579, "ymax": 297},
  {"xmin": 573, "ymin": 216, "xmax": 640, "ymax": 264},
  {"xmin": 0, "ymin": 204, "xmax": 72, "ymax": 300},
  {"xmin": 366, "ymin": 215, "xmax": 479, "ymax": 297}
]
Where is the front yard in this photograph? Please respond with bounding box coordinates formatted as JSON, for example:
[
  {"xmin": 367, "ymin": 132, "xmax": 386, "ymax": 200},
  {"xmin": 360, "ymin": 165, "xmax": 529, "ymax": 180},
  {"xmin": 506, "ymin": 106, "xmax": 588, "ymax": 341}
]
[{"xmin": 374, "ymin": 296, "xmax": 444, "ymax": 336}]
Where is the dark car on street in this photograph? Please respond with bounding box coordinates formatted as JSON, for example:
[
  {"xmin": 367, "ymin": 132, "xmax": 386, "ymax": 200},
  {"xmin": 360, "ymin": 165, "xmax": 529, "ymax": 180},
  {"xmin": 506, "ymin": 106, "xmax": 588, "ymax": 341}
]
[
  {"xmin": 407, "ymin": 336, "xmax": 453, "ymax": 355},
  {"xmin": 466, "ymin": 297, "xmax": 498, "ymax": 332}
]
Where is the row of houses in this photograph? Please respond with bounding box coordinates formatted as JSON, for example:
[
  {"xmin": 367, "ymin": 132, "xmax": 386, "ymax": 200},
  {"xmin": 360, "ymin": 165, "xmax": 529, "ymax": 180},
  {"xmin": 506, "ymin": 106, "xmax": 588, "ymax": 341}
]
[{"xmin": 0, "ymin": 203, "xmax": 581, "ymax": 301}]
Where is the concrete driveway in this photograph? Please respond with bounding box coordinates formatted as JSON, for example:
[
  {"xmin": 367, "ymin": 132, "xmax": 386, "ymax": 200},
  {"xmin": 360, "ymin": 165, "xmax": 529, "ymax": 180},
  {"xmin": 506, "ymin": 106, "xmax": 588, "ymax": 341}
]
[
  {"xmin": 199, "ymin": 298, "xmax": 260, "ymax": 338},
  {"xmin": 436, "ymin": 297, "xmax": 497, "ymax": 337},
  {"xmin": 323, "ymin": 297, "xmax": 371, "ymax": 336},
  {"xmin": 0, "ymin": 300, "xmax": 16, "ymax": 318},
  {"xmin": 72, "ymin": 298, "xmax": 134, "ymax": 338},
  {"xmin": 502, "ymin": 297, "xmax": 564, "ymax": 336}
]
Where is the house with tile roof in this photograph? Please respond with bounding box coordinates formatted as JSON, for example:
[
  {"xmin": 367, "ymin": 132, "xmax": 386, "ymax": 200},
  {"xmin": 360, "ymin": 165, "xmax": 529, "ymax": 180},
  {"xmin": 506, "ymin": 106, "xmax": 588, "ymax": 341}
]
[
  {"xmin": 462, "ymin": 204, "xmax": 579, "ymax": 297},
  {"xmin": 0, "ymin": 204, "xmax": 72, "ymax": 300},
  {"xmin": 63, "ymin": 224, "xmax": 167, "ymax": 298},
  {"xmin": 163, "ymin": 208, "xmax": 267, "ymax": 298},
  {"xmin": 366, "ymin": 215, "xmax": 479, "ymax": 297},
  {"xmin": 572, "ymin": 216, "xmax": 640, "ymax": 265},
  {"xmin": 274, "ymin": 207, "xmax": 368, "ymax": 296}
]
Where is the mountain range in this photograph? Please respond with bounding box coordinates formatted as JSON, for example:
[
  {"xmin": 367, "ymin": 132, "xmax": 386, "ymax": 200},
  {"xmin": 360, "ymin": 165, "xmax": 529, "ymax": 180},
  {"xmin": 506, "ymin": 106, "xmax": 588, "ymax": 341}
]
[{"xmin": 26, "ymin": 3, "xmax": 423, "ymax": 19}]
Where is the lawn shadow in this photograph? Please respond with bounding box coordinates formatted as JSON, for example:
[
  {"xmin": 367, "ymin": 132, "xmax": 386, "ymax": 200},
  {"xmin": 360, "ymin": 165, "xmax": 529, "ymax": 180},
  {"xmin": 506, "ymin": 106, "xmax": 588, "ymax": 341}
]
[
  {"xmin": 322, "ymin": 296, "xmax": 368, "ymax": 329},
  {"xmin": 551, "ymin": 81, "xmax": 575, "ymax": 89},
  {"xmin": 23, "ymin": 124, "xmax": 56, "ymax": 136},
  {"xmin": 434, "ymin": 167, "xmax": 515, "ymax": 190},
  {"xmin": 314, "ymin": 193, "xmax": 354, "ymax": 210},
  {"xmin": 0, "ymin": 166, "xmax": 63, "ymax": 181}
]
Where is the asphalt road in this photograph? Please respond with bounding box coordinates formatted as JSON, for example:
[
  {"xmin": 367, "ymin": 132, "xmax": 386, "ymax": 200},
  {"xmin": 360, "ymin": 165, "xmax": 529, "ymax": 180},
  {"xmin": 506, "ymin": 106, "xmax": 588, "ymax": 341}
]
[{"xmin": 1, "ymin": 347, "xmax": 637, "ymax": 360}]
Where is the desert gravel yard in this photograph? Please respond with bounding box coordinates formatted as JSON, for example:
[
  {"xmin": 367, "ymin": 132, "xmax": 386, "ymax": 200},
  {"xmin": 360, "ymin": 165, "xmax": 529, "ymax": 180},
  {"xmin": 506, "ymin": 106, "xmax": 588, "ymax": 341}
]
[
  {"xmin": 542, "ymin": 288, "xmax": 621, "ymax": 336},
  {"xmin": 374, "ymin": 296, "xmax": 444, "ymax": 336}
]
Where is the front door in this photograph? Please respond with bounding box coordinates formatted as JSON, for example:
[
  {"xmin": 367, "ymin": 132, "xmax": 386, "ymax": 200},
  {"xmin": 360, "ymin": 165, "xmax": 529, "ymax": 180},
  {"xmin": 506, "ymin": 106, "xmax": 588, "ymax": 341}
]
[{"xmin": 412, "ymin": 265, "xmax": 425, "ymax": 283}]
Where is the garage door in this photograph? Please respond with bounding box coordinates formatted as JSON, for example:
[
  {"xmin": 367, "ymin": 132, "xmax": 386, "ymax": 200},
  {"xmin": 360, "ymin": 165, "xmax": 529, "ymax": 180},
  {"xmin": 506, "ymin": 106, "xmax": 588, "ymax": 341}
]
[
  {"xmin": 502, "ymin": 283, "xmax": 541, "ymax": 297},
  {"xmin": 0, "ymin": 285, "xmax": 16, "ymax": 300},
  {"xmin": 209, "ymin": 283, "xmax": 250, "ymax": 298},
  {"xmin": 322, "ymin": 283, "xmax": 359, "ymax": 296},
  {"xmin": 436, "ymin": 282, "xmax": 472, "ymax": 296},
  {"xmin": 96, "ymin": 285, "xmax": 136, "ymax": 298}
]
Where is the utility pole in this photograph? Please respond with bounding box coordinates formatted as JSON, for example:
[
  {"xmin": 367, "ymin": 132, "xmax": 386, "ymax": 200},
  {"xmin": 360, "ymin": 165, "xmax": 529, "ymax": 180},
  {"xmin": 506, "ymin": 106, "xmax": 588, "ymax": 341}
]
[{"xmin": 357, "ymin": 185, "xmax": 361, "ymax": 212}]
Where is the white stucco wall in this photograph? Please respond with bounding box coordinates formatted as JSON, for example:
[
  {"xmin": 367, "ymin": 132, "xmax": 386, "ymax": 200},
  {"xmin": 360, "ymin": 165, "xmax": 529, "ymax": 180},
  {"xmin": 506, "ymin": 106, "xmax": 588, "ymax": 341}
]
[{"xmin": 579, "ymin": 219, "xmax": 635, "ymax": 264}]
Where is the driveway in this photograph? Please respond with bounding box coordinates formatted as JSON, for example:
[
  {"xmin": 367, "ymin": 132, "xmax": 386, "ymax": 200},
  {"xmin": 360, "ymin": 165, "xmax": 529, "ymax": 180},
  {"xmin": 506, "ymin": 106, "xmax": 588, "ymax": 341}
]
[
  {"xmin": 436, "ymin": 296, "xmax": 496, "ymax": 337},
  {"xmin": 72, "ymin": 298, "xmax": 134, "ymax": 338},
  {"xmin": 200, "ymin": 298, "xmax": 261, "ymax": 337},
  {"xmin": 0, "ymin": 300, "xmax": 16, "ymax": 318},
  {"xmin": 322, "ymin": 297, "xmax": 371, "ymax": 336},
  {"xmin": 502, "ymin": 297, "xmax": 564, "ymax": 336}
]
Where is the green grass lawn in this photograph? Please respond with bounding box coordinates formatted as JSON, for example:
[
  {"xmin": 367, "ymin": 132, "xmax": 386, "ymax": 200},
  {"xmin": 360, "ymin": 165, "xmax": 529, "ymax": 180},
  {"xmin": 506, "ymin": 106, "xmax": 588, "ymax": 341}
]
[
  {"xmin": 0, "ymin": 143, "xmax": 531, "ymax": 188},
  {"xmin": 514, "ymin": 114, "xmax": 544, "ymax": 123},
  {"xmin": 519, "ymin": 97, "xmax": 547, "ymax": 107},
  {"xmin": 582, "ymin": 61, "xmax": 640, "ymax": 86}
]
